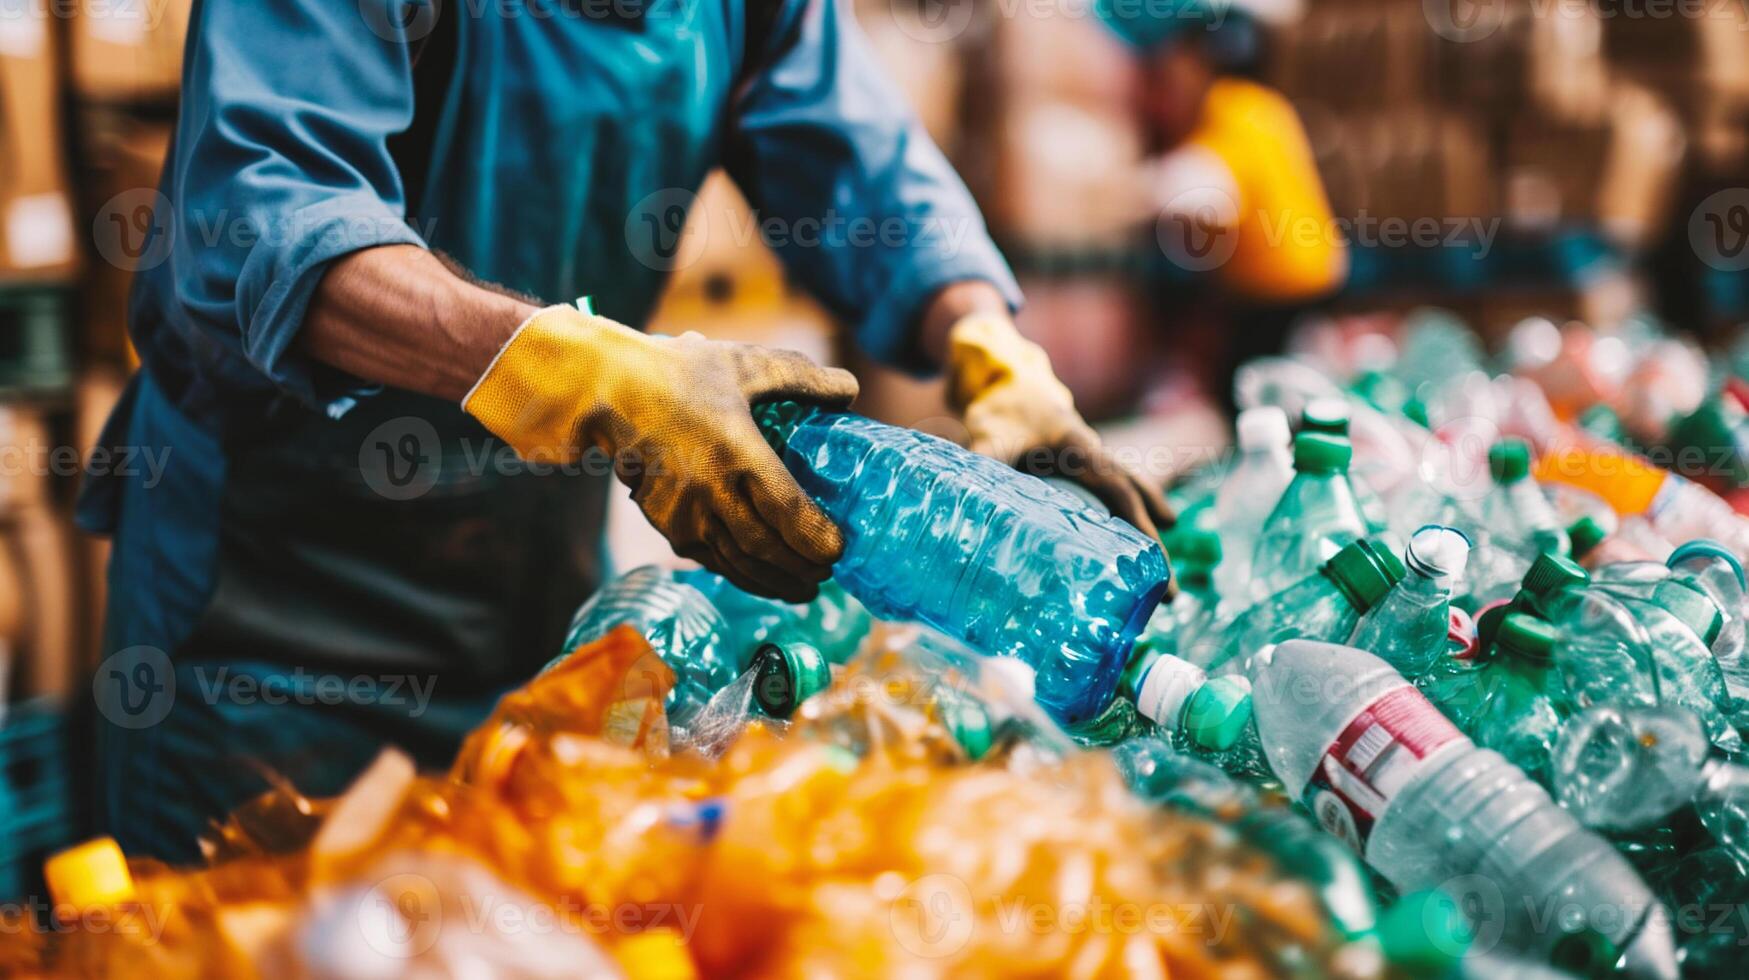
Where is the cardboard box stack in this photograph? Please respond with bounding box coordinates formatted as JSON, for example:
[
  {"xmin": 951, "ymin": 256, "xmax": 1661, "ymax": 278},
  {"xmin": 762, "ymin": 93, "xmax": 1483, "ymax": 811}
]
[{"xmin": 1270, "ymin": 0, "xmax": 1691, "ymax": 328}]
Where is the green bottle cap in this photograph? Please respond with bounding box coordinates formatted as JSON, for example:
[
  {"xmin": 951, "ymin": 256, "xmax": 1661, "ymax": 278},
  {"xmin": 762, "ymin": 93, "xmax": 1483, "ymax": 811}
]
[
  {"xmin": 1488, "ymin": 438, "xmax": 1533, "ymax": 484},
  {"xmin": 751, "ymin": 640, "xmax": 832, "ymax": 718},
  {"xmin": 1169, "ymin": 527, "xmax": 1223, "ymax": 570},
  {"xmin": 1323, "ymin": 538, "xmax": 1407, "ymax": 613},
  {"xmin": 1350, "ymin": 370, "xmax": 1411, "ymax": 415},
  {"xmin": 1566, "ymin": 515, "xmax": 1608, "ymax": 561},
  {"xmin": 1522, "ymin": 552, "xmax": 1590, "ymax": 599},
  {"xmin": 1653, "ymin": 579, "xmax": 1725, "ymax": 648},
  {"xmin": 1184, "ymin": 676, "xmax": 1253, "ymax": 752},
  {"xmin": 1551, "ymin": 927, "xmax": 1620, "ymax": 977},
  {"xmin": 1301, "ymin": 397, "xmax": 1352, "ymax": 436},
  {"xmin": 1376, "ymin": 889, "xmax": 1472, "ymax": 971},
  {"xmin": 1292, "ymin": 432, "xmax": 1352, "ymax": 474},
  {"xmin": 1668, "ymin": 400, "xmax": 1738, "ymax": 460},
  {"xmin": 1496, "ymin": 612, "xmax": 1558, "ymax": 663},
  {"xmin": 1403, "ymin": 397, "xmax": 1430, "ymax": 428},
  {"xmin": 1668, "ymin": 539, "xmax": 1747, "ymax": 590}
]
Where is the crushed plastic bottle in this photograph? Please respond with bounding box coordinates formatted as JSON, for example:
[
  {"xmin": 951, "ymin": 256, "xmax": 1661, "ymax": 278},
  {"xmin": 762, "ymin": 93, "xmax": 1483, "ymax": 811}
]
[
  {"xmin": 754, "ymin": 401, "xmax": 1170, "ymax": 725},
  {"xmin": 553, "ymin": 565, "xmax": 737, "ymax": 721},
  {"xmin": 1114, "ymin": 736, "xmax": 1385, "ymax": 941},
  {"xmin": 1250, "ymin": 432, "xmax": 1372, "ymax": 598},
  {"xmin": 1203, "ymin": 537, "xmax": 1405, "ymax": 674},
  {"xmin": 1249, "ymin": 639, "xmax": 1678, "ymax": 979},
  {"xmin": 1350, "ymin": 525, "xmax": 1471, "ymax": 680},
  {"xmin": 1553, "ymin": 703, "xmax": 1749, "ymax": 869},
  {"xmin": 677, "ymin": 570, "xmax": 871, "ymax": 671},
  {"xmin": 1211, "ymin": 406, "xmax": 1294, "ymax": 607}
]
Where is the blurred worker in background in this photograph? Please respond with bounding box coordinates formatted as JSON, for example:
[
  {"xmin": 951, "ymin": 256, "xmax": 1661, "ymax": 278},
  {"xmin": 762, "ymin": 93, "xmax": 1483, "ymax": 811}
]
[
  {"xmin": 78, "ymin": 0, "xmax": 1169, "ymax": 861},
  {"xmin": 1104, "ymin": 0, "xmax": 1348, "ymax": 411}
]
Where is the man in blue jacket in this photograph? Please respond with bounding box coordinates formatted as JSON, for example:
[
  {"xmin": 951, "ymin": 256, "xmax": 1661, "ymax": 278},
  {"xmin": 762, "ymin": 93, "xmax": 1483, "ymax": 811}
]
[{"xmin": 80, "ymin": 0, "xmax": 1168, "ymax": 861}]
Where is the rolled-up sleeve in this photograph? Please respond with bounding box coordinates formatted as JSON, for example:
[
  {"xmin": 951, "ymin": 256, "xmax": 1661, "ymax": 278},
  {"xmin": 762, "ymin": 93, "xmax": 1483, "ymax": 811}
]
[
  {"xmin": 725, "ymin": 0, "xmax": 1021, "ymax": 369},
  {"xmin": 158, "ymin": 0, "xmax": 426, "ymax": 407}
]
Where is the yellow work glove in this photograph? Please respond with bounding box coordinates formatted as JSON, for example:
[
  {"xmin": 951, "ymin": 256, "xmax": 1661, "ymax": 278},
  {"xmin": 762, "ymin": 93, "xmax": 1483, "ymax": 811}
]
[
  {"xmin": 463, "ymin": 302, "xmax": 859, "ymax": 602},
  {"xmin": 947, "ymin": 313, "xmax": 1174, "ymax": 542}
]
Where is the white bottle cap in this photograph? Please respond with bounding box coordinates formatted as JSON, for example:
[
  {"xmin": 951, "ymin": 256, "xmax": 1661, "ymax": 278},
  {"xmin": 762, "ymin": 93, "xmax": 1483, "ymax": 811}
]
[
  {"xmin": 1407, "ymin": 525, "xmax": 1471, "ymax": 580},
  {"xmin": 1135, "ymin": 653, "xmax": 1205, "ymax": 727},
  {"xmin": 1236, "ymin": 406, "xmax": 1291, "ymax": 452}
]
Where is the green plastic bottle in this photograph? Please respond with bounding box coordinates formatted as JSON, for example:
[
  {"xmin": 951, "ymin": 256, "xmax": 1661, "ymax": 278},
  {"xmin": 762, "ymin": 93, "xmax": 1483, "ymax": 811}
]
[
  {"xmin": 1466, "ymin": 613, "xmax": 1567, "ymax": 785},
  {"xmin": 1250, "ymin": 432, "xmax": 1372, "ymax": 598},
  {"xmin": 1299, "ymin": 397, "xmax": 1390, "ymax": 534},
  {"xmin": 1206, "ymin": 537, "xmax": 1406, "ymax": 674}
]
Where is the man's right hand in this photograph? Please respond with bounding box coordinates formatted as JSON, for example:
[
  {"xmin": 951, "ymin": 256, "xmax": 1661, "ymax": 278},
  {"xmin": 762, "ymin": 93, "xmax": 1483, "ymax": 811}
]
[{"xmin": 463, "ymin": 303, "xmax": 859, "ymax": 602}]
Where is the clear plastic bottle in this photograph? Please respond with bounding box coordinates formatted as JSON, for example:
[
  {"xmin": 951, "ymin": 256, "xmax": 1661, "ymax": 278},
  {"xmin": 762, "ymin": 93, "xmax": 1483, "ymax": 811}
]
[
  {"xmin": 1553, "ymin": 703, "xmax": 1749, "ymax": 871},
  {"xmin": 1666, "ymin": 540, "xmax": 1749, "ymax": 701},
  {"xmin": 1481, "ymin": 438, "xmax": 1571, "ymax": 558},
  {"xmin": 677, "ymin": 570, "xmax": 871, "ymax": 671},
  {"xmin": 553, "ymin": 565, "xmax": 737, "ymax": 722},
  {"xmin": 1248, "ymin": 640, "xmax": 1677, "ymax": 979},
  {"xmin": 1299, "ymin": 397, "xmax": 1391, "ymax": 534},
  {"xmin": 1251, "ymin": 432, "xmax": 1371, "ymax": 598},
  {"xmin": 1350, "ymin": 525, "xmax": 1471, "ymax": 680},
  {"xmin": 1211, "ymin": 407, "xmax": 1294, "ymax": 607},
  {"xmin": 754, "ymin": 402, "xmax": 1171, "ymax": 725},
  {"xmin": 1205, "ymin": 537, "xmax": 1404, "ymax": 674},
  {"xmin": 1567, "ymin": 514, "xmax": 1654, "ymax": 570}
]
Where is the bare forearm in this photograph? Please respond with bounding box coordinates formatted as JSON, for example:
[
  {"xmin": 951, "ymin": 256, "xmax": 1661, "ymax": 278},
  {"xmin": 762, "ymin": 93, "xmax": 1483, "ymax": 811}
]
[
  {"xmin": 301, "ymin": 245, "xmax": 540, "ymax": 403},
  {"xmin": 916, "ymin": 279, "xmax": 1013, "ymax": 368}
]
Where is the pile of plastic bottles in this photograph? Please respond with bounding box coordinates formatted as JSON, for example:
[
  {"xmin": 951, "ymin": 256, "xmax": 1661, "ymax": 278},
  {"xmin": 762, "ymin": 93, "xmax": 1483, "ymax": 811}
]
[
  {"xmin": 29, "ymin": 625, "xmax": 1358, "ymax": 978},
  {"xmin": 29, "ymin": 307, "xmax": 1749, "ymax": 978}
]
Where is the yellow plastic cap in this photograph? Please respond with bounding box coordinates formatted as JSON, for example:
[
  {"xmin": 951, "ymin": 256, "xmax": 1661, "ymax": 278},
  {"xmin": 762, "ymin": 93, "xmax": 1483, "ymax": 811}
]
[{"xmin": 45, "ymin": 837, "xmax": 135, "ymax": 912}]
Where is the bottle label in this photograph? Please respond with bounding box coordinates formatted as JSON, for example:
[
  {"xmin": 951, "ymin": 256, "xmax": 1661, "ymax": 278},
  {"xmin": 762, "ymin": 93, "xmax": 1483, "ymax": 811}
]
[
  {"xmin": 1303, "ymin": 686, "xmax": 1464, "ymax": 855},
  {"xmin": 1135, "ymin": 655, "xmax": 1203, "ymax": 728}
]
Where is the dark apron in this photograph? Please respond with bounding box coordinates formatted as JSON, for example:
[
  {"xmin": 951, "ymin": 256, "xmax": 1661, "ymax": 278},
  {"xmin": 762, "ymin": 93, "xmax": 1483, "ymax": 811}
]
[{"xmin": 86, "ymin": 382, "xmax": 608, "ymax": 862}]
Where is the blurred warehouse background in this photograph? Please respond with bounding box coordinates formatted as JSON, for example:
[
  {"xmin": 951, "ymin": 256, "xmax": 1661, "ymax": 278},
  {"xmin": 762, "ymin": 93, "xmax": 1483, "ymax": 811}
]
[{"xmin": 2, "ymin": 0, "xmax": 1748, "ymax": 713}]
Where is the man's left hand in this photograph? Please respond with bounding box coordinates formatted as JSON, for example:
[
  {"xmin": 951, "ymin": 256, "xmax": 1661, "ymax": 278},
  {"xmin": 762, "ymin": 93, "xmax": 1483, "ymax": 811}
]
[{"xmin": 945, "ymin": 312, "xmax": 1175, "ymax": 541}]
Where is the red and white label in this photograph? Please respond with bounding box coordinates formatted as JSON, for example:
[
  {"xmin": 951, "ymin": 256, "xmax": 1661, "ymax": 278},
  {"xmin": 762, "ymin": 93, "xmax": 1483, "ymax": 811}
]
[{"xmin": 1303, "ymin": 686, "xmax": 1464, "ymax": 854}]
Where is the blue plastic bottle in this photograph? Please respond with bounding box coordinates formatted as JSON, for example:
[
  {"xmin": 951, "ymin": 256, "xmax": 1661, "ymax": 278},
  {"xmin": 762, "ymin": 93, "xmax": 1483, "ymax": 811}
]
[{"xmin": 754, "ymin": 402, "xmax": 1170, "ymax": 724}]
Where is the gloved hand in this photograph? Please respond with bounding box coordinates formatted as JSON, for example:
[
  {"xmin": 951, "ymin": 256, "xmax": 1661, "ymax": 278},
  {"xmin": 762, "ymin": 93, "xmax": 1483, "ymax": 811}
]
[
  {"xmin": 947, "ymin": 313, "xmax": 1174, "ymax": 541},
  {"xmin": 463, "ymin": 302, "xmax": 858, "ymax": 602}
]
